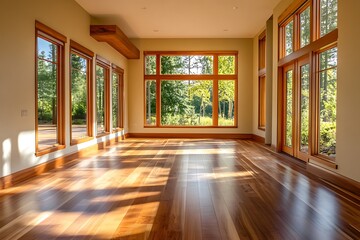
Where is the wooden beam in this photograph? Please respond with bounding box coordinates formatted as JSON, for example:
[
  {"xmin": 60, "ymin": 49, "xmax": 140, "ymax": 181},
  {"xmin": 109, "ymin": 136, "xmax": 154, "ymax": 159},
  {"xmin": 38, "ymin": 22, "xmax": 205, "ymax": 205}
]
[{"xmin": 90, "ymin": 25, "xmax": 140, "ymax": 59}]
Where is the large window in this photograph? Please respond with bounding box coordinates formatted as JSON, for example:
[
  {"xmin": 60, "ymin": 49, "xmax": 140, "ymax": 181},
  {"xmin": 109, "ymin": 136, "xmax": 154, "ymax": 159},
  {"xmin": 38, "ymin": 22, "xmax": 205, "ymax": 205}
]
[
  {"xmin": 278, "ymin": 0, "xmax": 338, "ymax": 166},
  {"xmin": 112, "ymin": 64, "xmax": 124, "ymax": 130},
  {"xmin": 96, "ymin": 56, "xmax": 110, "ymax": 136},
  {"xmin": 144, "ymin": 52, "xmax": 238, "ymax": 127},
  {"xmin": 70, "ymin": 40, "xmax": 94, "ymax": 144},
  {"xmin": 35, "ymin": 21, "xmax": 66, "ymax": 155}
]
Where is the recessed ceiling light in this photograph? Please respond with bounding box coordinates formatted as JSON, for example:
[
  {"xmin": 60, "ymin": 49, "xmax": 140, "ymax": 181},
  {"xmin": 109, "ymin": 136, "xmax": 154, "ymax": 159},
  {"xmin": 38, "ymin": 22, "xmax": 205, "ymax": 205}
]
[
  {"xmin": 141, "ymin": 7, "xmax": 147, "ymax": 10},
  {"xmin": 223, "ymin": 29, "xmax": 229, "ymax": 32},
  {"xmin": 232, "ymin": 6, "xmax": 239, "ymax": 10},
  {"xmin": 153, "ymin": 29, "xmax": 159, "ymax": 32}
]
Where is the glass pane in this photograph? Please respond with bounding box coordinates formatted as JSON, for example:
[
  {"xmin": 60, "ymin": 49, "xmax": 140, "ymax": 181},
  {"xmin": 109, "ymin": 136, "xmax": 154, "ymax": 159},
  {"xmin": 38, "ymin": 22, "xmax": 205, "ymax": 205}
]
[
  {"xmin": 285, "ymin": 70, "xmax": 293, "ymax": 147},
  {"xmin": 37, "ymin": 37, "xmax": 57, "ymax": 62},
  {"xmin": 218, "ymin": 56, "xmax": 236, "ymax": 75},
  {"xmin": 37, "ymin": 37, "xmax": 58, "ymax": 150},
  {"xmin": 258, "ymin": 76, "xmax": 266, "ymax": 128},
  {"xmin": 285, "ymin": 20, "xmax": 294, "ymax": 56},
  {"xmin": 320, "ymin": 0, "xmax": 337, "ymax": 37},
  {"xmin": 218, "ymin": 80, "xmax": 235, "ymax": 126},
  {"xmin": 145, "ymin": 55, "xmax": 156, "ymax": 75},
  {"xmin": 96, "ymin": 65, "xmax": 105, "ymax": 134},
  {"xmin": 161, "ymin": 80, "xmax": 213, "ymax": 126},
  {"xmin": 71, "ymin": 53, "xmax": 88, "ymax": 140},
  {"xmin": 300, "ymin": 7, "xmax": 311, "ymax": 48},
  {"xmin": 112, "ymin": 72, "xmax": 119, "ymax": 129},
  {"xmin": 145, "ymin": 80, "xmax": 156, "ymax": 125},
  {"xmin": 319, "ymin": 48, "xmax": 337, "ymax": 157},
  {"xmin": 161, "ymin": 56, "xmax": 213, "ymax": 75},
  {"xmin": 300, "ymin": 64, "xmax": 310, "ymax": 153}
]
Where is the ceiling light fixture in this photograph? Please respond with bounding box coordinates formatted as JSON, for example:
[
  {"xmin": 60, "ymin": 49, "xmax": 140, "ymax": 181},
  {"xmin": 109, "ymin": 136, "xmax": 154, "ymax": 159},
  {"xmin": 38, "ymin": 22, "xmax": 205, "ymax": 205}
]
[
  {"xmin": 232, "ymin": 6, "xmax": 239, "ymax": 10},
  {"xmin": 223, "ymin": 29, "xmax": 229, "ymax": 32},
  {"xmin": 153, "ymin": 29, "xmax": 159, "ymax": 32},
  {"xmin": 141, "ymin": 7, "xmax": 147, "ymax": 10}
]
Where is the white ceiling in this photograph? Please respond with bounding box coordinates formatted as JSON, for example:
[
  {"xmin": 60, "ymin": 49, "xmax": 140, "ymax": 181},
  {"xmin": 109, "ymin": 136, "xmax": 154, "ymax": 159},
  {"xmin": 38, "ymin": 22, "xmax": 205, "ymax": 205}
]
[{"xmin": 75, "ymin": 0, "xmax": 280, "ymax": 38}]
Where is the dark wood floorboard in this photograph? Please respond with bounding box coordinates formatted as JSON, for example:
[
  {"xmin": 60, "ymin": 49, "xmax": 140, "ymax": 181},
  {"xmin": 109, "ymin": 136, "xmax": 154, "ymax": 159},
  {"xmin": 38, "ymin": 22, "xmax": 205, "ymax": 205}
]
[{"xmin": 0, "ymin": 138, "xmax": 359, "ymax": 239}]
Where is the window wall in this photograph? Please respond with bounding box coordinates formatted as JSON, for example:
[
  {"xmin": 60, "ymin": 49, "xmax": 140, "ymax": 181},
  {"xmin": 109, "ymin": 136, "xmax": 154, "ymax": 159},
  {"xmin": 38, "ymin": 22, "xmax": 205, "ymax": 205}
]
[
  {"xmin": 144, "ymin": 52, "xmax": 238, "ymax": 127},
  {"xmin": 278, "ymin": 0, "xmax": 338, "ymax": 166}
]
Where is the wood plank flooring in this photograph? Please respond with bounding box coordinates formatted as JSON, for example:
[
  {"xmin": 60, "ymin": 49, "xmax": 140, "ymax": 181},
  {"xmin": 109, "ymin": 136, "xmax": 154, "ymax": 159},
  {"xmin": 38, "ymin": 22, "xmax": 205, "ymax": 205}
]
[{"xmin": 0, "ymin": 138, "xmax": 359, "ymax": 239}]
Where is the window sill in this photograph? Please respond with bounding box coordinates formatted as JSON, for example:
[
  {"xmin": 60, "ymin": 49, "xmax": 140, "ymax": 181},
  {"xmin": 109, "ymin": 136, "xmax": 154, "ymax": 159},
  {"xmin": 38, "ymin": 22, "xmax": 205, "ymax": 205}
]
[
  {"xmin": 70, "ymin": 137, "xmax": 93, "ymax": 146},
  {"xmin": 35, "ymin": 145, "xmax": 66, "ymax": 157},
  {"xmin": 112, "ymin": 128, "xmax": 124, "ymax": 133},
  {"xmin": 308, "ymin": 155, "xmax": 338, "ymax": 170},
  {"xmin": 96, "ymin": 132, "xmax": 110, "ymax": 138},
  {"xmin": 143, "ymin": 126, "xmax": 238, "ymax": 128},
  {"xmin": 258, "ymin": 126, "xmax": 265, "ymax": 131}
]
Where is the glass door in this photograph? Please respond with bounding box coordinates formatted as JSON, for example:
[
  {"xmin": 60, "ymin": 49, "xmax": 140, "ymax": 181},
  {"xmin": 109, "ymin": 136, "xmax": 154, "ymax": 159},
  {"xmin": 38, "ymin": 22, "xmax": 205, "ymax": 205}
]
[{"xmin": 282, "ymin": 58, "xmax": 310, "ymax": 161}]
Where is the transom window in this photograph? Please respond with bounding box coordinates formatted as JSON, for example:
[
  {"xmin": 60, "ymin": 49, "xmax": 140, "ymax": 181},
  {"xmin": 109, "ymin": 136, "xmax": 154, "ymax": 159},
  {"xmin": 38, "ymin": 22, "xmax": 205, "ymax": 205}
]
[{"xmin": 144, "ymin": 51, "xmax": 238, "ymax": 127}]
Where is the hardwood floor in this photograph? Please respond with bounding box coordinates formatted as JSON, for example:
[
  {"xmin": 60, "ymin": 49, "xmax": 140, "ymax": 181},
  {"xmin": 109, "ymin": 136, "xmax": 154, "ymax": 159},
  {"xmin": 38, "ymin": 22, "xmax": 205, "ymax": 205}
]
[{"xmin": 0, "ymin": 138, "xmax": 359, "ymax": 239}]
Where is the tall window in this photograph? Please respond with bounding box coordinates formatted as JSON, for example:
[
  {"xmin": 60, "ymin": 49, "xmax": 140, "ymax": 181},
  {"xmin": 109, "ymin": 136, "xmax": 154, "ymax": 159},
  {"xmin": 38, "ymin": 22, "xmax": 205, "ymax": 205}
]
[
  {"xmin": 317, "ymin": 47, "xmax": 337, "ymax": 157},
  {"xmin": 70, "ymin": 40, "xmax": 94, "ymax": 144},
  {"xmin": 278, "ymin": 0, "xmax": 338, "ymax": 166},
  {"xmin": 144, "ymin": 52, "xmax": 238, "ymax": 127},
  {"xmin": 258, "ymin": 31, "xmax": 266, "ymax": 130},
  {"xmin": 96, "ymin": 56, "xmax": 110, "ymax": 136},
  {"xmin": 112, "ymin": 64, "xmax": 124, "ymax": 130},
  {"xmin": 35, "ymin": 21, "xmax": 66, "ymax": 155}
]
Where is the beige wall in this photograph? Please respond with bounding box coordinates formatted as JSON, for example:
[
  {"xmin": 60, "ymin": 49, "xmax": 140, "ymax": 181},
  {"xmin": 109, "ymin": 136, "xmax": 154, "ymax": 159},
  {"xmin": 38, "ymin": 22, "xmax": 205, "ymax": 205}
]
[
  {"xmin": 0, "ymin": 0, "xmax": 128, "ymax": 177},
  {"xmin": 268, "ymin": 0, "xmax": 360, "ymax": 182},
  {"xmin": 336, "ymin": 0, "xmax": 360, "ymax": 182},
  {"xmin": 128, "ymin": 38, "xmax": 253, "ymax": 134}
]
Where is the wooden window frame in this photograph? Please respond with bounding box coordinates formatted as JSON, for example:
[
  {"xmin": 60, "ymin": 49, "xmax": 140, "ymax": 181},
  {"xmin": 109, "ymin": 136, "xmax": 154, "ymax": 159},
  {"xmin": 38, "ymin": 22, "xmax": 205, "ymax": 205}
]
[
  {"xmin": 258, "ymin": 31, "xmax": 266, "ymax": 130},
  {"xmin": 95, "ymin": 56, "xmax": 111, "ymax": 137},
  {"xmin": 143, "ymin": 51, "xmax": 238, "ymax": 128},
  {"xmin": 35, "ymin": 21, "xmax": 66, "ymax": 156},
  {"xmin": 112, "ymin": 64, "xmax": 124, "ymax": 131},
  {"xmin": 69, "ymin": 40, "xmax": 94, "ymax": 145},
  {"xmin": 277, "ymin": 0, "xmax": 338, "ymax": 168}
]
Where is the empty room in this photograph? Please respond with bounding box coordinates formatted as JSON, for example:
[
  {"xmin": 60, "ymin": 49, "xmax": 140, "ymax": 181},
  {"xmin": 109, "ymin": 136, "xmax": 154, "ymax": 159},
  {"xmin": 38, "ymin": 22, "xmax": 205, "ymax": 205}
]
[{"xmin": 0, "ymin": 0, "xmax": 359, "ymax": 239}]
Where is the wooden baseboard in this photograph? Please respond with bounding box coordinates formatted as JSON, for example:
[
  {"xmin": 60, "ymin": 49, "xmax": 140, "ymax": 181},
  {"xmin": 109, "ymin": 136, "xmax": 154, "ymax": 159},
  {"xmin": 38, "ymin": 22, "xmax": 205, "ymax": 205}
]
[
  {"xmin": 252, "ymin": 134, "xmax": 265, "ymax": 144},
  {"xmin": 307, "ymin": 163, "xmax": 360, "ymax": 197},
  {"xmin": 0, "ymin": 136, "xmax": 120, "ymax": 190},
  {"xmin": 127, "ymin": 133, "xmax": 253, "ymax": 139}
]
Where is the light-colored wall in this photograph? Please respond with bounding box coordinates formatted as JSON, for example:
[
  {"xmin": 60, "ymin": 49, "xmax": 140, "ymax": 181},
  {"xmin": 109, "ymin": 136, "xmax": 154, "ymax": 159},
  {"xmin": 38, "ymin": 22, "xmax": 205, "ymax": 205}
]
[
  {"xmin": 128, "ymin": 39, "xmax": 253, "ymax": 134},
  {"xmin": 336, "ymin": 0, "xmax": 360, "ymax": 182},
  {"xmin": 0, "ymin": 0, "xmax": 128, "ymax": 177},
  {"xmin": 269, "ymin": 0, "xmax": 360, "ymax": 182}
]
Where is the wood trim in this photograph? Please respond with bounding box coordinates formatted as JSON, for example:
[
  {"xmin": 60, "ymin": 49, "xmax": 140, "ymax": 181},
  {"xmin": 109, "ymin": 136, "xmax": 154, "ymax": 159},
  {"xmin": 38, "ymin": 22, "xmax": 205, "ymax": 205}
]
[
  {"xmin": 309, "ymin": 156, "xmax": 337, "ymax": 169},
  {"xmin": 278, "ymin": 0, "xmax": 308, "ymax": 25},
  {"xmin": 144, "ymin": 51, "xmax": 238, "ymax": 55},
  {"xmin": 90, "ymin": 25, "xmax": 140, "ymax": 59},
  {"xmin": 70, "ymin": 40, "xmax": 94, "ymax": 58},
  {"xmin": 35, "ymin": 22, "xmax": 66, "ymax": 156},
  {"xmin": 0, "ymin": 135, "xmax": 126, "ymax": 190},
  {"xmin": 127, "ymin": 133, "xmax": 253, "ymax": 139},
  {"xmin": 96, "ymin": 55, "xmax": 111, "ymax": 67},
  {"xmin": 112, "ymin": 64, "xmax": 125, "ymax": 129},
  {"xmin": 70, "ymin": 41, "xmax": 94, "ymax": 144},
  {"xmin": 252, "ymin": 134, "xmax": 265, "ymax": 144},
  {"xmin": 35, "ymin": 20, "xmax": 67, "ymax": 43},
  {"xmin": 144, "ymin": 74, "xmax": 237, "ymax": 80},
  {"xmin": 307, "ymin": 163, "xmax": 360, "ymax": 196},
  {"xmin": 143, "ymin": 51, "xmax": 238, "ymax": 128},
  {"xmin": 96, "ymin": 58, "xmax": 111, "ymax": 136}
]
